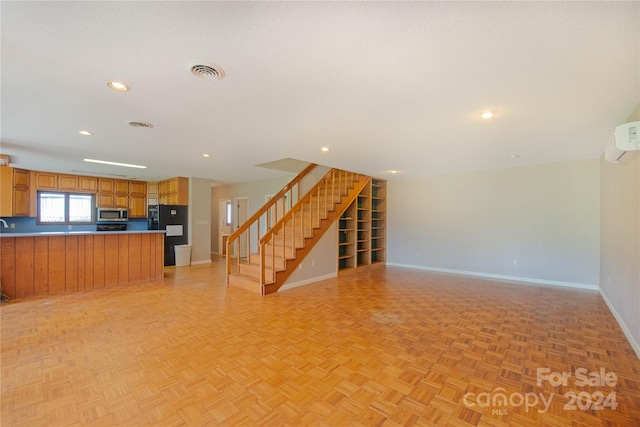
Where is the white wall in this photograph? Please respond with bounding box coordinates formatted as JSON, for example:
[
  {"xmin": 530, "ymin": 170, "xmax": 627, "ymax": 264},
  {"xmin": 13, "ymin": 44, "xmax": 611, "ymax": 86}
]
[
  {"xmin": 600, "ymin": 105, "xmax": 640, "ymax": 356},
  {"xmin": 387, "ymin": 159, "xmax": 601, "ymax": 288},
  {"xmin": 189, "ymin": 177, "xmax": 212, "ymax": 264},
  {"xmin": 210, "ymin": 175, "xmax": 293, "ymax": 254}
]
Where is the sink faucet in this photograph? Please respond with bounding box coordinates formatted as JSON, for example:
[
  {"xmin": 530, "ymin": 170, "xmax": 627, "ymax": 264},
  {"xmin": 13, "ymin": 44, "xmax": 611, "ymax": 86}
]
[{"xmin": 0, "ymin": 219, "xmax": 8, "ymax": 228}]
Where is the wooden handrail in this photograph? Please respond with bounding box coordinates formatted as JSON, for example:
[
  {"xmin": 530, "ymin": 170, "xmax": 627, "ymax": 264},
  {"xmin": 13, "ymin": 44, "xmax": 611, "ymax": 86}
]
[
  {"xmin": 259, "ymin": 168, "xmax": 354, "ymax": 245},
  {"xmin": 227, "ymin": 162, "xmax": 317, "ymax": 243}
]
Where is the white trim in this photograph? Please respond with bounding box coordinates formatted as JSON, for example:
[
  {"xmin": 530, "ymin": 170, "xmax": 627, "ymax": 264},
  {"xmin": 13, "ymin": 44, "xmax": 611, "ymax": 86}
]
[
  {"xmin": 279, "ymin": 273, "xmax": 338, "ymax": 292},
  {"xmin": 598, "ymin": 289, "xmax": 640, "ymax": 359},
  {"xmin": 386, "ymin": 262, "xmax": 598, "ymax": 291},
  {"xmin": 190, "ymin": 259, "xmax": 212, "ymax": 265}
]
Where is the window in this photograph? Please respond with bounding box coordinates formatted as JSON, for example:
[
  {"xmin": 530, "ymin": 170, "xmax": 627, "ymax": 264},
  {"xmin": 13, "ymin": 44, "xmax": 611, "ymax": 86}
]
[
  {"xmin": 225, "ymin": 200, "xmax": 232, "ymax": 226},
  {"xmin": 37, "ymin": 192, "xmax": 95, "ymax": 224}
]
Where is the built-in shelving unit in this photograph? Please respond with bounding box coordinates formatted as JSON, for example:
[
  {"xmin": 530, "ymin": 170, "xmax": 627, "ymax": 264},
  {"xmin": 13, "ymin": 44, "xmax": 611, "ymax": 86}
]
[{"xmin": 338, "ymin": 178, "xmax": 386, "ymax": 271}]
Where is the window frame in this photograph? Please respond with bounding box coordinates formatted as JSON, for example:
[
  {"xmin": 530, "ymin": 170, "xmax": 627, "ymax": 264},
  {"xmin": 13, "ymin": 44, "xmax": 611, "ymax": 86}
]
[{"xmin": 36, "ymin": 191, "xmax": 96, "ymax": 225}]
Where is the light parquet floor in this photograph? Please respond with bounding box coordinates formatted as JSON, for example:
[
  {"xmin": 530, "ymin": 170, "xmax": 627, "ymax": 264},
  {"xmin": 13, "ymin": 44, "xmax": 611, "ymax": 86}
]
[{"xmin": 1, "ymin": 258, "xmax": 639, "ymax": 426}]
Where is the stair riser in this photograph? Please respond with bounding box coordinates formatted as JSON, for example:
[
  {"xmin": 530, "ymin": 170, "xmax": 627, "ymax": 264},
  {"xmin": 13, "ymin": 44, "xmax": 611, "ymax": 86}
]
[{"xmin": 249, "ymin": 254, "xmax": 286, "ymax": 269}]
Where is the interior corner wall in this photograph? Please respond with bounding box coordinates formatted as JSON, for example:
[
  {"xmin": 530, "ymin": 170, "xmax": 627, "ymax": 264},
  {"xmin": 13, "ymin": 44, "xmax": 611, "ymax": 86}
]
[
  {"xmin": 189, "ymin": 177, "xmax": 212, "ymax": 263},
  {"xmin": 600, "ymin": 105, "xmax": 640, "ymax": 356},
  {"xmin": 387, "ymin": 159, "xmax": 601, "ymax": 288}
]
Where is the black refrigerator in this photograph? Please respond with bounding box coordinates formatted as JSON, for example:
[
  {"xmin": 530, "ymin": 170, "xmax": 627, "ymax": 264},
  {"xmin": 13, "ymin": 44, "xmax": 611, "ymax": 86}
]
[{"xmin": 150, "ymin": 205, "xmax": 188, "ymax": 266}]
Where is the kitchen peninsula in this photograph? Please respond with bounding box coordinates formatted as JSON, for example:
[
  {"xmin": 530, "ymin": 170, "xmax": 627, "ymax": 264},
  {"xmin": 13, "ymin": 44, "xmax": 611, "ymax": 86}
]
[{"xmin": 0, "ymin": 230, "xmax": 165, "ymax": 300}]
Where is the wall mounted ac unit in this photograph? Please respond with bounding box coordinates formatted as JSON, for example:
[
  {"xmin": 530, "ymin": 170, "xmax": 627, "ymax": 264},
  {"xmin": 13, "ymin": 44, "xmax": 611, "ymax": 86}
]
[{"xmin": 604, "ymin": 121, "xmax": 640, "ymax": 163}]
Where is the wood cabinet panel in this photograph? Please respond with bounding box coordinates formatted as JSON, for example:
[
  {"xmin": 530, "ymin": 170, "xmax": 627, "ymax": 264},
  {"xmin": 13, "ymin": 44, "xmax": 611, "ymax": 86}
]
[
  {"xmin": 98, "ymin": 179, "xmax": 114, "ymax": 193},
  {"xmin": 140, "ymin": 233, "xmax": 151, "ymax": 281},
  {"xmin": 65, "ymin": 236, "xmax": 78, "ymax": 292},
  {"xmin": 58, "ymin": 174, "xmax": 79, "ymax": 191},
  {"xmin": 115, "ymin": 194, "xmax": 128, "ymax": 209},
  {"xmin": 48, "ymin": 236, "xmax": 66, "ymax": 294},
  {"xmin": 34, "ymin": 237, "xmax": 49, "ymax": 296},
  {"xmin": 35, "ymin": 172, "xmax": 58, "ymax": 189},
  {"xmin": 93, "ymin": 235, "xmax": 105, "ymax": 288},
  {"xmin": 115, "ymin": 180, "xmax": 129, "ymax": 194},
  {"xmin": 13, "ymin": 169, "xmax": 29, "ymax": 187},
  {"xmin": 79, "ymin": 176, "xmax": 98, "ymax": 192},
  {"xmin": 13, "ymin": 187, "xmax": 30, "ymax": 216},
  {"xmin": 129, "ymin": 195, "xmax": 147, "ymax": 218},
  {"xmin": 97, "ymin": 193, "xmax": 115, "ymax": 208},
  {"xmin": 83, "ymin": 236, "xmax": 94, "ymax": 290},
  {"xmin": 118, "ymin": 235, "xmax": 128, "ymax": 284},
  {"xmin": 15, "ymin": 237, "xmax": 35, "ymax": 299},
  {"xmin": 104, "ymin": 235, "xmax": 119, "ymax": 286},
  {"xmin": 0, "ymin": 238, "xmax": 16, "ymax": 298},
  {"xmin": 0, "ymin": 168, "xmax": 13, "ymax": 217},
  {"xmin": 129, "ymin": 181, "xmax": 146, "ymax": 196},
  {"xmin": 128, "ymin": 234, "xmax": 141, "ymax": 283}
]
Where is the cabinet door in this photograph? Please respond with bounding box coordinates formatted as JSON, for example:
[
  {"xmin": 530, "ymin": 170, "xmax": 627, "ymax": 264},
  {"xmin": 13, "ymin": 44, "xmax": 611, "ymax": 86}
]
[
  {"xmin": 36, "ymin": 172, "xmax": 58, "ymax": 189},
  {"xmin": 97, "ymin": 193, "xmax": 115, "ymax": 207},
  {"xmin": 58, "ymin": 174, "xmax": 79, "ymax": 191},
  {"xmin": 13, "ymin": 169, "xmax": 30, "ymax": 188},
  {"xmin": 98, "ymin": 178, "xmax": 114, "ymax": 193},
  {"xmin": 13, "ymin": 187, "xmax": 30, "ymax": 216},
  {"xmin": 129, "ymin": 195, "xmax": 147, "ymax": 218},
  {"xmin": 115, "ymin": 180, "xmax": 129, "ymax": 194},
  {"xmin": 0, "ymin": 167, "xmax": 13, "ymax": 217},
  {"xmin": 79, "ymin": 176, "xmax": 98, "ymax": 192},
  {"xmin": 129, "ymin": 181, "xmax": 147, "ymax": 196},
  {"xmin": 158, "ymin": 180, "xmax": 170, "ymax": 195},
  {"xmin": 147, "ymin": 182, "xmax": 158, "ymax": 195},
  {"xmin": 115, "ymin": 194, "xmax": 128, "ymax": 208}
]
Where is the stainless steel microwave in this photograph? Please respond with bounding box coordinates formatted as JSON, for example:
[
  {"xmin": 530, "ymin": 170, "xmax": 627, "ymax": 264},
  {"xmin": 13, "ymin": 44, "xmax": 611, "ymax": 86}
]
[{"xmin": 97, "ymin": 208, "xmax": 128, "ymax": 222}]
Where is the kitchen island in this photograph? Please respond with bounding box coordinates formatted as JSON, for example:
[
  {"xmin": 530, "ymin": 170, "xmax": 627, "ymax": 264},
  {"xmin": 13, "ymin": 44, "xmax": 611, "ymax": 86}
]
[{"xmin": 0, "ymin": 230, "xmax": 165, "ymax": 300}]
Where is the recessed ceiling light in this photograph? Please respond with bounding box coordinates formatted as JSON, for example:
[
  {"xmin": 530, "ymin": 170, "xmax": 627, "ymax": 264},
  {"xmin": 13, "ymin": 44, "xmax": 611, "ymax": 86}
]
[
  {"xmin": 78, "ymin": 130, "xmax": 92, "ymax": 136},
  {"xmin": 107, "ymin": 81, "xmax": 129, "ymax": 91},
  {"xmin": 389, "ymin": 170, "xmax": 398, "ymax": 174},
  {"xmin": 202, "ymin": 154, "xmax": 211, "ymax": 158},
  {"xmin": 321, "ymin": 147, "xmax": 330, "ymax": 152},
  {"xmin": 480, "ymin": 110, "xmax": 496, "ymax": 119},
  {"xmin": 84, "ymin": 158, "xmax": 147, "ymax": 169},
  {"xmin": 508, "ymin": 155, "xmax": 520, "ymax": 159}
]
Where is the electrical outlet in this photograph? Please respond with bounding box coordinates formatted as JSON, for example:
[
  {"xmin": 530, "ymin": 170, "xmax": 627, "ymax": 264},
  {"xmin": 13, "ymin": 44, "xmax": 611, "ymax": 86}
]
[
  {"xmin": 298, "ymin": 264, "xmax": 303, "ymax": 270},
  {"xmin": 513, "ymin": 259, "xmax": 518, "ymax": 266},
  {"xmin": 68, "ymin": 225, "xmax": 72, "ymax": 230},
  {"xmin": 10, "ymin": 223, "xmax": 15, "ymax": 229},
  {"xmin": 311, "ymin": 260, "xmax": 316, "ymax": 267}
]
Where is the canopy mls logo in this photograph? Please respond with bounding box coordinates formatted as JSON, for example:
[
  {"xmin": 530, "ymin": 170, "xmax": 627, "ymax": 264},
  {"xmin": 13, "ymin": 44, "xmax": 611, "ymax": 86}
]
[{"xmin": 463, "ymin": 367, "xmax": 619, "ymax": 415}]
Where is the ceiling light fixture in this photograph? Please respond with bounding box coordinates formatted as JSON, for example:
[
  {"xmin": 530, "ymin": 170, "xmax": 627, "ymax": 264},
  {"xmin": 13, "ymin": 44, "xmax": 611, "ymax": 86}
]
[
  {"xmin": 78, "ymin": 130, "xmax": 92, "ymax": 136},
  {"xmin": 107, "ymin": 81, "xmax": 129, "ymax": 91},
  {"xmin": 508, "ymin": 155, "xmax": 520, "ymax": 159},
  {"xmin": 480, "ymin": 110, "xmax": 496, "ymax": 119},
  {"xmin": 389, "ymin": 170, "xmax": 398, "ymax": 174},
  {"xmin": 84, "ymin": 158, "xmax": 147, "ymax": 169},
  {"xmin": 202, "ymin": 154, "xmax": 211, "ymax": 158},
  {"xmin": 321, "ymin": 147, "xmax": 330, "ymax": 152}
]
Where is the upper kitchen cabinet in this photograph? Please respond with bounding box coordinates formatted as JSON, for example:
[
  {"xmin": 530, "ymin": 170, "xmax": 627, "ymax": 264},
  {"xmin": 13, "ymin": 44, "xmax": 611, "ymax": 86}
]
[
  {"xmin": 58, "ymin": 174, "xmax": 79, "ymax": 191},
  {"xmin": 34, "ymin": 172, "xmax": 58, "ymax": 189},
  {"xmin": 158, "ymin": 177, "xmax": 188, "ymax": 206},
  {"xmin": 1, "ymin": 167, "xmax": 30, "ymax": 217},
  {"xmin": 79, "ymin": 176, "xmax": 98, "ymax": 192}
]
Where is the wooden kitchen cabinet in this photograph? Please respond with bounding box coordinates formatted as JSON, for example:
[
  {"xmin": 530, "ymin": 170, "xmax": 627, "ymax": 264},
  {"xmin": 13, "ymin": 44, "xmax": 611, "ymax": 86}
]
[
  {"xmin": 115, "ymin": 180, "xmax": 129, "ymax": 194},
  {"xmin": 58, "ymin": 174, "xmax": 79, "ymax": 191},
  {"xmin": 129, "ymin": 195, "xmax": 147, "ymax": 218},
  {"xmin": 98, "ymin": 178, "xmax": 115, "ymax": 193},
  {"xmin": 35, "ymin": 172, "xmax": 58, "ymax": 189},
  {"xmin": 129, "ymin": 181, "xmax": 146, "ymax": 196},
  {"xmin": 1, "ymin": 167, "xmax": 30, "ymax": 217},
  {"xmin": 79, "ymin": 176, "xmax": 98, "ymax": 192},
  {"xmin": 158, "ymin": 177, "xmax": 188, "ymax": 206}
]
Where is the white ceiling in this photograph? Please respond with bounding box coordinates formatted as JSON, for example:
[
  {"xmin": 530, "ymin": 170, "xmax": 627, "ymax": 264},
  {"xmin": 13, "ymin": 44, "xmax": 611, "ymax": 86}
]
[{"xmin": 1, "ymin": 1, "xmax": 638, "ymax": 184}]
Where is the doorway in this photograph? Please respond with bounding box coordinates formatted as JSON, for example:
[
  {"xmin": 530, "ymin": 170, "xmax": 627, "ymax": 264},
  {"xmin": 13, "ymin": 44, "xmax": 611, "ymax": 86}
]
[
  {"xmin": 234, "ymin": 197, "xmax": 248, "ymax": 259},
  {"xmin": 219, "ymin": 199, "xmax": 232, "ymax": 255}
]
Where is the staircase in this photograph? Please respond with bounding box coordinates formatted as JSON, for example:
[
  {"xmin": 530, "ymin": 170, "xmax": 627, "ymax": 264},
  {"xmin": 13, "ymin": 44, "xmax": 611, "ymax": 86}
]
[{"xmin": 226, "ymin": 167, "xmax": 369, "ymax": 295}]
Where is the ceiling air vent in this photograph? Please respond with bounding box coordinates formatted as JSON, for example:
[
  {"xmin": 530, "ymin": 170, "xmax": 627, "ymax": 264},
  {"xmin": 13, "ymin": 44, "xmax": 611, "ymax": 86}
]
[
  {"xmin": 189, "ymin": 62, "xmax": 225, "ymax": 81},
  {"xmin": 128, "ymin": 121, "xmax": 153, "ymax": 129}
]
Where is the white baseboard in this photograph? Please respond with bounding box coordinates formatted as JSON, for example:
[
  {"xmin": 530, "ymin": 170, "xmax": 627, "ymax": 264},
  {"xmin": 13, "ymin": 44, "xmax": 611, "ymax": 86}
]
[
  {"xmin": 598, "ymin": 289, "xmax": 640, "ymax": 359},
  {"xmin": 386, "ymin": 262, "xmax": 598, "ymax": 291},
  {"xmin": 190, "ymin": 259, "xmax": 212, "ymax": 265},
  {"xmin": 279, "ymin": 273, "xmax": 337, "ymax": 292}
]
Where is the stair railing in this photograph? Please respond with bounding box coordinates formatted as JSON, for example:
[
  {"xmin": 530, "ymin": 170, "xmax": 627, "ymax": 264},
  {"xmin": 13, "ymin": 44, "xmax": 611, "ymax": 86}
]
[
  {"xmin": 258, "ymin": 169, "xmax": 358, "ymax": 285},
  {"xmin": 226, "ymin": 163, "xmax": 317, "ymax": 283}
]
